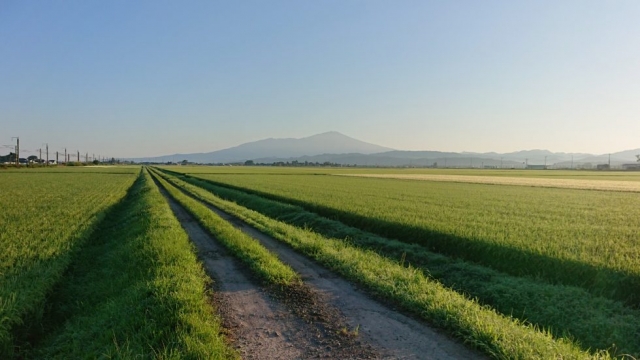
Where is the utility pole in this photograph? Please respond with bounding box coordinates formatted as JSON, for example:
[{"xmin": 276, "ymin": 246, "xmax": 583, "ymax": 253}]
[
  {"xmin": 85, "ymin": 152, "xmax": 88, "ymax": 164},
  {"xmin": 571, "ymin": 155, "xmax": 573, "ymax": 169},
  {"xmin": 500, "ymin": 157, "xmax": 503, "ymax": 169},
  {"xmin": 525, "ymin": 158, "xmax": 528, "ymax": 169},
  {"xmin": 44, "ymin": 143, "xmax": 49, "ymax": 166},
  {"xmin": 11, "ymin": 137, "xmax": 19, "ymax": 166},
  {"xmin": 65, "ymin": 148, "xmax": 67, "ymax": 164},
  {"xmin": 39, "ymin": 148, "xmax": 42, "ymax": 164},
  {"xmin": 56, "ymin": 151, "xmax": 59, "ymax": 164},
  {"xmin": 544, "ymin": 156, "xmax": 547, "ymax": 169},
  {"xmin": 608, "ymin": 153, "xmax": 611, "ymax": 169},
  {"xmin": 77, "ymin": 150, "xmax": 80, "ymax": 163}
]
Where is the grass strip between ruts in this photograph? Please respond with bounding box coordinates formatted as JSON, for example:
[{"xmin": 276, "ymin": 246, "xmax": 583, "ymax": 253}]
[
  {"xmin": 152, "ymin": 167, "xmax": 611, "ymax": 360},
  {"xmin": 151, "ymin": 169, "xmax": 299, "ymax": 287},
  {"xmin": 33, "ymin": 169, "xmax": 237, "ymax": 359}
]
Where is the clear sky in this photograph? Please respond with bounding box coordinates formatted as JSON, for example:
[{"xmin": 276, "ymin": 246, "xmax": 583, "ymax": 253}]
[{"xmin": 1, "ymin": 1, "xmax": 639, "ymax": 158}]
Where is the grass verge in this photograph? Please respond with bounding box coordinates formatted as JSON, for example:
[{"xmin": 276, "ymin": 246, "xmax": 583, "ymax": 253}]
[{"xmin": 151, "ymin": 168, "xmax": 611, "ymax": 359}]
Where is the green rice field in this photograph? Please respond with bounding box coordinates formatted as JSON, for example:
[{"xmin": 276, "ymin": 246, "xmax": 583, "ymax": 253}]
[{"xmin": 0, "ymin": 167, "xmax": 235, "ymax": 358}]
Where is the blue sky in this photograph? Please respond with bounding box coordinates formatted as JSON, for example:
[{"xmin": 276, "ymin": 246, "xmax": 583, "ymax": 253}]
[{"xmin": 1, "ymin": 1, "xmax": 639, "ymax": 158}]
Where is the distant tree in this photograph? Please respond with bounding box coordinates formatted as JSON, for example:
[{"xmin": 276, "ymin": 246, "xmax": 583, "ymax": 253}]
[
  {"xmin": 244, "ymin": 160, "xmax": 254, "ymax": 166},
  {"xmin": 181, "ymin": 160, "xmax": 188, "ymax": 165},
  {"xmin": 0, "ymin": 152, "xmax": 15, "ymax": 163},
  {"xmin": 636, "ymin": 154, "xmax": 640, "ymax": 162},
  {"xmin": 27, "ymin": 155, "xmax": 38, "ymax": 162},
  {"xmin": 93, "ymin": 160, "xmax": 100, "ymax": 165}
]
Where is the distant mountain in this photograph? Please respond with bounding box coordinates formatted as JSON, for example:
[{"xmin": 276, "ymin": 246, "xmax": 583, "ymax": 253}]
[
  {"xmin": 131, "ymin": 131, "xmax": 640, "ymax": 168},
  {"xmin": 133, "ymin": 131, "xmax": 393, "ymax": 163},
  {"xmin": 610, "ymin": 149, "xmax": 640, "ymax": 162}
]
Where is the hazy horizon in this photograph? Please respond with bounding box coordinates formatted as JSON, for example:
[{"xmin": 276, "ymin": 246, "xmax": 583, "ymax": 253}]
[{"xmin": 2, "ymin": 1, "xmax": 639, "ymax": 158}]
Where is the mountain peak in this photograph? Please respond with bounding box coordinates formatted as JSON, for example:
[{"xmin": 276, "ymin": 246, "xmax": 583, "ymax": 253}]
[
  {"xmin": 152, "ymin": 131, "xmax": 394, "ymax": 163},
  {"xmin": 305, "ymin": 131, "xmax": 352, "ymax": 139},
  {"xmin": 317, "ymin": 131, "xmax": 342, "ymax": 135}
]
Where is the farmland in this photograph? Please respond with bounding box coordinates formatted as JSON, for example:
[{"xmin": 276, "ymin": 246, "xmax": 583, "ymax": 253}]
[
  {"xmin": 3, "ymin": 164, "xmax": 639, "ymax": 359},
  {"xmin": 173, "ymin": 165, "xmax": 640, "ymax": 182},
  {"xmin": 158, "ymin": 165, "xmax": 640, "ymax": 357}
]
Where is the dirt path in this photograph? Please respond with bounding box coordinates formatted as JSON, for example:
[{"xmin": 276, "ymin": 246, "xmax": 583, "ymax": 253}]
[
  {"xmin": 154, "ymin": 175, "xmax": 484, "ymax": 359},
  {"xmin": 168, "ymin": 201, "xmax": 304, "ymax": 359},
  {"xmin": 155, "ymin": 182, "xmax": 378, "ymax": 359}
]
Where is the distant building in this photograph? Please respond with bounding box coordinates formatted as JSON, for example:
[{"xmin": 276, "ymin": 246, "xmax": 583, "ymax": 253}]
[
  {"xmin": 596, "ymin": 164, "xmax": 610, "ymax": 170},
  {"xmin": 622, "ymin": 163, "xmax": 640, "ymax": 170},
  {"xmin": 526, "ymin": 164, "xmax": 547, "ymax": 170}
]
